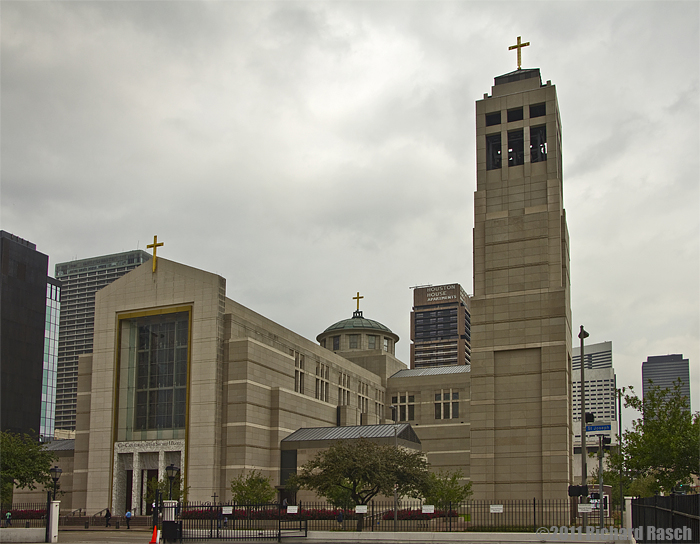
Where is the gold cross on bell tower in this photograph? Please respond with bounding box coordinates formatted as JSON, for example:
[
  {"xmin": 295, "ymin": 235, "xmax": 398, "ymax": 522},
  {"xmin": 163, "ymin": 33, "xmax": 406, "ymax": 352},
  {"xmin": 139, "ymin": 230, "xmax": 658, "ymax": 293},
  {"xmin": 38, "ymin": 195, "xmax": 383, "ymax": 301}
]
[
  {"xmin": 508, "ymin": 36, "xmax": 530, "ymax": 70},
  {"xmin": 146, "ymin": 235, "xmax": 164, "ymax": 273},
  {"xmin": 353, "ymin": 292, "xmax": 364, "ymax": 311}
]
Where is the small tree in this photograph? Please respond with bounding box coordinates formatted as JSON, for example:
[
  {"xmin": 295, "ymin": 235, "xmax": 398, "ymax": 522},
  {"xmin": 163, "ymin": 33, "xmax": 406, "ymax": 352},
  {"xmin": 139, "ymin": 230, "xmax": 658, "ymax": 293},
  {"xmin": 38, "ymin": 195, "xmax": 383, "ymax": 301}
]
[
  {"xmin": 423, "ymin": 469, "xmax": 472, "ymax": 512},
  {"xmin": 620, "ymin": 380, "xmax": 699, "ymax": 494},
  {"xmin": 230, "ymin": 470, "xmax": 276, "ymax": 504},
  {"xmin": 288, "ymin": 438, "xmax": 429, "ymax": 530},
  {"xmin": 0, "ymin": 431, "xmax": 57, "ymax": 505},
  {"xmin": 145, "ymin": 472, "xmax": 185, "ymax": 505}
]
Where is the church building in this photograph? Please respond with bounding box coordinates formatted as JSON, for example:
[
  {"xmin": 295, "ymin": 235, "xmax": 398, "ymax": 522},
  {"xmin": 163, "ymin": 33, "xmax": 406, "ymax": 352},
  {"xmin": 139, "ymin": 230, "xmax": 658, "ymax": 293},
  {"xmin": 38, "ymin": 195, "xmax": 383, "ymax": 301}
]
[{"xmin": 20, "ymin": 55, "xmax": 573, "ymax": 513}]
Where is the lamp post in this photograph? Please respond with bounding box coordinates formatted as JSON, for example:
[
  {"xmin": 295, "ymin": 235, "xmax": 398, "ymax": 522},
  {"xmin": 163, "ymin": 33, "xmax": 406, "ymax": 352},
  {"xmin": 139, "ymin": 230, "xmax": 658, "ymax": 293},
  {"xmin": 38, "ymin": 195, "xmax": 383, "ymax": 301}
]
[
  {"xmin": 391, "ymin": 405, "xmax": 398, "ymax": 531},
  {"xmin": 578, "ymin": 326, "xmax": 590, "ymax": 527},
  {"xmin": 165, "ymin": 464, "xmax": 180, "ymax": 501},
  {"xmin": 50, "ymin": 466, "xmax": 62, "ymax": 500}
]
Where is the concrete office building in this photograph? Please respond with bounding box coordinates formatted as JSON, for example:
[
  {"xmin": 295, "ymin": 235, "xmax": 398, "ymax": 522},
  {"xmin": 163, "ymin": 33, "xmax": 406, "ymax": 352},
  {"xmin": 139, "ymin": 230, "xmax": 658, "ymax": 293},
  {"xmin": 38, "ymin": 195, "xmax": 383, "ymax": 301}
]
[
  {"xmin": 410, "ymin": 283, "xmax": 471, "ymax": 369},
  {"xmin": 571, "ymin": 342, "xmax": 617, "ymax": 480},
  {"xmin": 572, "ymin": 341, "xmax": 617, "ymax": 446},
  {"xmin": 41, "ymin": 277, "xmax": 62, "ymax": 441},
  {"xmin": 470, "ymin": 65, "xmax": 573, "ymax": 500},
  {"xmin": 0, "ymin": 231, "xmax": 49, "ymax": 436},
  {"xmin": 54, "ymin": 250, "xmax": 151, "ymax": 431}
]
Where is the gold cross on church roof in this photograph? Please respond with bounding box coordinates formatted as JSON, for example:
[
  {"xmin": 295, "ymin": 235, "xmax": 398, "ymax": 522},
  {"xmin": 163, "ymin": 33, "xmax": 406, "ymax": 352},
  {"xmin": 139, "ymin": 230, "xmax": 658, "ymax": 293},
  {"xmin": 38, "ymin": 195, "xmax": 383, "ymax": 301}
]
[
  {"xmin": 508, "ymin": 36, "xmax": 530, "ymax": 70},
  {"xmin": 146, "ymin": 235, "xmax": 164, "ymax": 273},
  {"xmin": 353, "ymin": 292, "xmax": 364, "ymax": 311}
]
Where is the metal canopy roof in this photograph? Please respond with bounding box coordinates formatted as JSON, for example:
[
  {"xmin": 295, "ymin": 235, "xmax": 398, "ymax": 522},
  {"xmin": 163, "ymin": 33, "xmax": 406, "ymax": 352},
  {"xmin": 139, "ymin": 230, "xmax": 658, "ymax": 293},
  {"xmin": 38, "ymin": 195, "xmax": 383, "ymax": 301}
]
[
  {"xmin": 282, "ymin": 423, "xmax": 420, "ymax": 445},
  {"xmin": 390, "ymin": 365, "xmax": 471, "ymax": 379}
]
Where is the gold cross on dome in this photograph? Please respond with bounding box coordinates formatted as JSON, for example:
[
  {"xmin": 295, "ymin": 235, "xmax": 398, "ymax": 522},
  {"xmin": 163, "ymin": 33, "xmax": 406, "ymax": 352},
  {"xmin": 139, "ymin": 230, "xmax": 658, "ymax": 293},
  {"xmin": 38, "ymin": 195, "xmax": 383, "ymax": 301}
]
[
  {"xmin": 508, "ymin": 36, "xmax": 530, "ymax": 70},
  {"xmin": 146, "ymin": 235, "xmax": 164, "ymax": 273},
  {"xmin": 353, "ymin": 292, "xmax": 364, "ymax": 311}
]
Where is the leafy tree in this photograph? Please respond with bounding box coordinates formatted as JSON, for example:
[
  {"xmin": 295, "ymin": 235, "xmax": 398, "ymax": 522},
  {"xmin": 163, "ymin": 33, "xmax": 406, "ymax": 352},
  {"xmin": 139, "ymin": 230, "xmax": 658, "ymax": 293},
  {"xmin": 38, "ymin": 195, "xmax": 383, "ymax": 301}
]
[
  {"xmin": 423, "ymin": 469, "xmax": 472, "ymax": 511},
  {"xmin": 320, "ymin": 479, "xmax": 356, "ymax": 508},
  {"xmin": 287, "ymin": 438, "xmax": 429, "ymax": 530},
  {"xmin": 229, "ymin": 470, "xmax": 276, "ymax": 504},
  {"xmin": 145, "ymin": 472, "xmax": 185, "ymax": 505},
  {"xmin": 619, "ymin": 381, "xmax": 699, "ymax": 494},
  {"xmin": 0, "ymin": 431, "xmax": 57, "ymax": 505}
]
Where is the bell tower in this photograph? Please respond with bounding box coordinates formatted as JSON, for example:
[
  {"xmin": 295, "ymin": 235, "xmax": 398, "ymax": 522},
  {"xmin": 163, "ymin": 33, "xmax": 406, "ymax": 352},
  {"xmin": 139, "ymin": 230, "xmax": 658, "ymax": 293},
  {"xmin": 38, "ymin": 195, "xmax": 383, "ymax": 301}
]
[{"xmin": 470, "ymin": 62, "xmax": 573, "ymax": 499}]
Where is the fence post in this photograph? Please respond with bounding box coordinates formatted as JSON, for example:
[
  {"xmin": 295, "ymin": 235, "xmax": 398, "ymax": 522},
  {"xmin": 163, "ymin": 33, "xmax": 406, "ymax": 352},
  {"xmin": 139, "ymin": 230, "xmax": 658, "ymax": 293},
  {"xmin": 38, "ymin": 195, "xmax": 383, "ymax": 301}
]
[
  {"xmin": 277, "ymin": 499, "xmax": 281, "ymax": 543},
  {"xmin": 45, "ymin": 490, "xmax": 51, "ymax": 543},
  {"xmin": 670, "ymin": 494, "xmax": 674, "ymax": 543},
  {"xmin": 533, "ymin": 497, "xmax": 536, "ymax": 533}
]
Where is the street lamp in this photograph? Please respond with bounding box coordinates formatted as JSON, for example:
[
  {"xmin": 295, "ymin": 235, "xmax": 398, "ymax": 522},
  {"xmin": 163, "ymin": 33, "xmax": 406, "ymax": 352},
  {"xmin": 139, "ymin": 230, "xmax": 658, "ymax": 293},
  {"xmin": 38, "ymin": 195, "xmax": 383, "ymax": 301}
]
[
  {"xmin": 49, "ymin": 466, "xmax": 62, "ymax": 500},
  {"xmin": 578, "ymin": 326, "xmax": 590, "ymax": 527},
  {"xmin": 165, "ymin": 464, "xmax": 180, "ymax": 500}
]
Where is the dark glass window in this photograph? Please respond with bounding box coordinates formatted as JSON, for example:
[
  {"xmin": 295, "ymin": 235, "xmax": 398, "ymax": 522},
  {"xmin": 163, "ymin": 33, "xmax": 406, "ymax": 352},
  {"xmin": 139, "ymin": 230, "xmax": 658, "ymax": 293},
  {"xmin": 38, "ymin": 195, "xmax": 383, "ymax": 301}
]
[
  {"xmin": 485, "ymin": 111, "xmax": 501, "ymax": 126},
  {"xmin": 530, "ymin": 103, "xmax": 546, "ymax": 118},
  {"xmin": 530, "ymin": 125, "xmax": 547, "ymax": 163},
  {"xmin": 332, "ymin": 336, "xmax": 340, "ymax": 350},
  {"xmin": 508, "ymin": 130, "xmax": 525, "ymax": 166},
  {"xmin": 507, "ymin": 107, "xmax": 523, "ymax": 122},
  {"xmin": 134, "ymin": 312, "xmax": 188, "ymax": 431},
  {"xmin": 486, "ymin": 134, "xmax": 502, "ymax": 170}
]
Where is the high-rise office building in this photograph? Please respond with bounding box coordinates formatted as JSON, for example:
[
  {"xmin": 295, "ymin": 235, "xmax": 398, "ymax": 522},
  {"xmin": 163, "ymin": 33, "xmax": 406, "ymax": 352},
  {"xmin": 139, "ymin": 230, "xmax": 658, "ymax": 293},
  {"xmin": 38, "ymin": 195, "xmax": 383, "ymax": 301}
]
[
  {"xmin": 0, "ymin": 231, "xmax": 48, "ymax": 435},
  {"xmin": 470, "ymin": 64, "xmax": 573, "ymax": 499},
  {"xmin": 41, "ymin": 277, "xmax": 62, "ymax": 441},
  {"xmin": 410, "ymin": 283, "xmax": 471, "ymax": 369},
  {"xmin": 54, "ymin": 250, "xmax": 151, "ymax": 430},
  {"xmin": 642, "ymin": 354, "xmax": 691, "ymax": 407},
  {"xmin": 572, "ymin": 341, "xmax": 617, "ymax": 449}
]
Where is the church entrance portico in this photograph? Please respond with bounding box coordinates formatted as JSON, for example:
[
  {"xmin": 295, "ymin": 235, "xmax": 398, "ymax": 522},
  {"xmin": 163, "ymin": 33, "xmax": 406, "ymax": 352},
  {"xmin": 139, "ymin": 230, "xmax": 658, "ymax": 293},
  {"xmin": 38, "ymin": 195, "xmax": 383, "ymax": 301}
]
[{"xmin": 113, "ymin": 439, "xmax": 185, "ymax": 515}]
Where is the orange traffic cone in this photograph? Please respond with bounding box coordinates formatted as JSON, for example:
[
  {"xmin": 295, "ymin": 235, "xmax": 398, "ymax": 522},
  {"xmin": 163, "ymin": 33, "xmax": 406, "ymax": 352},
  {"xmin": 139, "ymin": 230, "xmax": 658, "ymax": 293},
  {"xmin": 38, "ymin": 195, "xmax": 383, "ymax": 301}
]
[{"xmin": 149, "ymin": 525, "xmax": 158, "ymax": 544}]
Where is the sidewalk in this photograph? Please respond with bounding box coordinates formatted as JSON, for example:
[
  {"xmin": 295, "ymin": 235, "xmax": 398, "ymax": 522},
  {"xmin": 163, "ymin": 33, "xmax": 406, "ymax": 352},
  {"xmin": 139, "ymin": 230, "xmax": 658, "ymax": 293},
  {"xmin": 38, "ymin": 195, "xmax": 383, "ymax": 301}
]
[{"xmin": 56, "ymin": 529, "xmax": 635, "ymax": 544}]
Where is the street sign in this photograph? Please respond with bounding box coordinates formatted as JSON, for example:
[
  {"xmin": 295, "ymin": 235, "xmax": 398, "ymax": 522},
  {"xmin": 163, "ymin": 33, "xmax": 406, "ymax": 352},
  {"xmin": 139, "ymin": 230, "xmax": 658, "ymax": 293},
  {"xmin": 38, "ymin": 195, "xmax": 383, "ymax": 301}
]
[
  {"xmin": 578, "ymin": 504, "xmax": 593, "ymax": 513},
  {"xmin": 585, "ymin": 424, "xmax": 611, "ymax": 432}
]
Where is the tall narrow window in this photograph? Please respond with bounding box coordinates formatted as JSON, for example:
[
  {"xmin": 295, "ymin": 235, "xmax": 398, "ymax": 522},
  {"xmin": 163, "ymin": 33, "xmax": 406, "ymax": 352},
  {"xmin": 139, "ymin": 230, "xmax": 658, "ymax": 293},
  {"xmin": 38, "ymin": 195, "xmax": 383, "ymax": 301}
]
[
  {"xmin": 393, "ymin": 392, "xmax": 416, "ymax": 421},
  {"xmin": 332, "ymin": 336, "xmax": 340, "ymax": 350},
  {"xmin": 349, "ymin": 334, "xmax": 359, "ymax": 349},
  {"xmin": 486, "ymin": 134, "xmax": 502, "ymax": 170},
  {"xmin": 508, "ymin": 130, "xmax": 524, "ymax": 167},
  {"xmin": 294, "ymin": 352, "xmax": 305, "ymax": 394},
  {"xmin": 434, "ymin": 389, "xmax": 459, "ymax": 420},
  {"xmin": 131, "ymin": 311, "xmax": 189, "ymax": 431},
  {"xmin": 530, "ymin": 125, "xmax": 547, "ymax": 163},
  {"xmin": 368, "ymin": 335, "xmax": 377, "ymax": 349}
]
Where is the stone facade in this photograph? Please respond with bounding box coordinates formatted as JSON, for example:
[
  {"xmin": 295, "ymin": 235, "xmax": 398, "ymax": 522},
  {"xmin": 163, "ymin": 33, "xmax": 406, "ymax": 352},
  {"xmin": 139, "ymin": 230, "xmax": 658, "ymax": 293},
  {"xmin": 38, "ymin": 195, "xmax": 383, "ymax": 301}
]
[
  {"xmin": 470, "ymin": 69, "xmax": 573, "ymax": 500},
  {"xmin": 71, "ymin": 258, "xmax": 405, "ymax": 514},
  {"xmin": 41, "ymin": 68, "xmax": 576, "ymax": 514}
]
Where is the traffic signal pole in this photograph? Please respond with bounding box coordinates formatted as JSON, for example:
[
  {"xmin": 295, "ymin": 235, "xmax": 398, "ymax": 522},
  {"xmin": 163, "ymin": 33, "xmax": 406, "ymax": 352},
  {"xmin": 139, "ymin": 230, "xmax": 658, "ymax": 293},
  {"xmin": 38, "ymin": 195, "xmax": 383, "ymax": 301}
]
[
  {"xmin": 579, "ymin": 326, "xmax": 590, "ymax": 528},
  {"xmin": 598, "ymin": 434, "xmax": 604, "ymax": 529}
]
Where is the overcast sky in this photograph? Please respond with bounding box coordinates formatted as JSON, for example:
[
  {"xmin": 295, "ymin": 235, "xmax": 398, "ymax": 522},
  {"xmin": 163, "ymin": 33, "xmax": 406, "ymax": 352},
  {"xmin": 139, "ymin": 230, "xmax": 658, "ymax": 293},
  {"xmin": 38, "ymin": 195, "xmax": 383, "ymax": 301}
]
[{"xmin": 2, "ymin": 1, "xmax": 698, "ymax": 425}]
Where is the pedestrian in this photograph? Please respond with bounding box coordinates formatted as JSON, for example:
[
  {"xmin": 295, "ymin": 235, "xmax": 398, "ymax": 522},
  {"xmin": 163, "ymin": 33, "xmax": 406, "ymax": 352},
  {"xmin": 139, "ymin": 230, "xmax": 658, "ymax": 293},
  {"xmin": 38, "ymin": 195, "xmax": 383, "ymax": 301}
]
[
  {"xmin": 105, "ymin": 508, "xmax": 111, "ymax": 527},
  {"xmin": 5, "ymin": 511, "xmax": 11, "ymax": 527},
  {"xmin": 125, "ymin": 510, "xmax": 131, "ymax": 529},
  {"xmin": 282, "ymin": 498, "xmax": 288, "ymax": 508}
]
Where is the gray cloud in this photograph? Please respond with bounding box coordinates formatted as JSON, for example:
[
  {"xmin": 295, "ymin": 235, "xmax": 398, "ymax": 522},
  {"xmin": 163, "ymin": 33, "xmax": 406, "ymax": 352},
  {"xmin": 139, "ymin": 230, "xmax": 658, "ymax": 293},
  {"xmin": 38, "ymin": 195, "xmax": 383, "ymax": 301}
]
[{"xmin": 2, "ymin": 1, "xmax": 698, "ymax": 423}]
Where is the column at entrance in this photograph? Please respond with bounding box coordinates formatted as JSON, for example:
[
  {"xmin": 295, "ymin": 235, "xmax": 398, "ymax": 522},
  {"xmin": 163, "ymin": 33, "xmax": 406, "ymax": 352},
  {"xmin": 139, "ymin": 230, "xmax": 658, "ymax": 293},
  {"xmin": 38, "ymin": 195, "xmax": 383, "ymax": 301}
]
[{"xmin": 132, "ymin": 452, "xmax": 142, "ymax": 515}]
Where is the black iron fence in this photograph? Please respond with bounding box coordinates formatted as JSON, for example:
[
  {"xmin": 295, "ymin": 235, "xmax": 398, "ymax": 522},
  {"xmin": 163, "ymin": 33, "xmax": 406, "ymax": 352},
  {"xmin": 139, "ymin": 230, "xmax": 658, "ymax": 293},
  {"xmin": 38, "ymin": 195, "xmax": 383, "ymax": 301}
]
[
  {"xmin": 166, "ymin": 502, "xmax": 306, "ymax": 541},
  {"xmin": 0, "ymin": 502, "xmax": 49, "ymax": 529},
  {"xmin": 632, "ymin": 495, "xmax": 699, "ymax": 543},
  {"xmin": 162, "ymin": 498, "xmax": 621, "ymax": 539}
]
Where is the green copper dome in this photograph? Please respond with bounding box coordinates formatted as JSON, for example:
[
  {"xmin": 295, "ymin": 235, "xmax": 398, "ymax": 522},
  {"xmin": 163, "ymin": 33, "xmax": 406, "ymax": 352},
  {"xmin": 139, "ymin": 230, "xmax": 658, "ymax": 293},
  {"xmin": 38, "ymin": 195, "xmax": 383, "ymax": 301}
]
[{"xmin": 322, "ymin": 310, "xmax": 393, "ymax": 334}]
